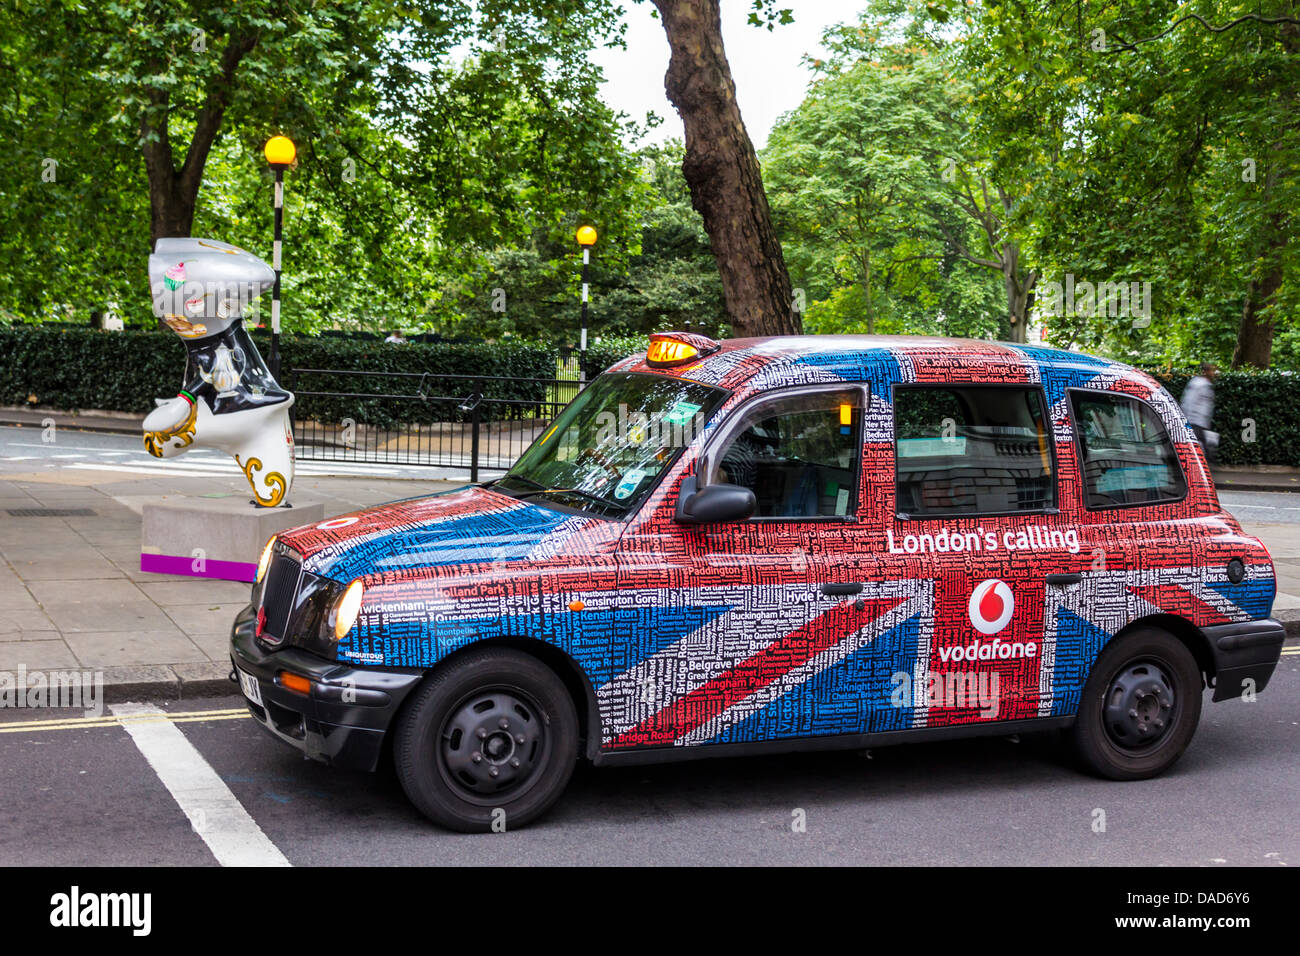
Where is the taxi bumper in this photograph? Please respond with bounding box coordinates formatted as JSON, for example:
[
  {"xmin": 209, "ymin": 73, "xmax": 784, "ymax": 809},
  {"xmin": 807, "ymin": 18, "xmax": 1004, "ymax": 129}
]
[
  {"xmin": 229, "ymin": 605, "xmax": 424, "ymax": 771},
  {"xmin": 1204, "ymin": 618, "xmax": 1286, "ymax": 702}
]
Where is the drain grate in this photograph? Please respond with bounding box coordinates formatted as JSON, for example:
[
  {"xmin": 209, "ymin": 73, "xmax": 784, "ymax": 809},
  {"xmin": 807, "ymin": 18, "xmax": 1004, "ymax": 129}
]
[{"xmin": 6, "ymin": 508, "xmax": 96, "ymax": 517}]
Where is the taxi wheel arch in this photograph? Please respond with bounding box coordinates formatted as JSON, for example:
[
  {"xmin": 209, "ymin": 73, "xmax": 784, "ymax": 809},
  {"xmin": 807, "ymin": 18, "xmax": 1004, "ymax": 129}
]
[
  {"xmin": 475, "ymin": 635, "xmax": 603, "ymax": 761},
  {"xmin": 393, "ymin": 645, "xmax": 580, "ymax": 832},
  {"xmin": 1117, "ymin": 613, "xmax": 1215, "ymax": 689},
  {"xmin": 1071, "ymin": 624, "xmax": 1203, "ymax": 781}
]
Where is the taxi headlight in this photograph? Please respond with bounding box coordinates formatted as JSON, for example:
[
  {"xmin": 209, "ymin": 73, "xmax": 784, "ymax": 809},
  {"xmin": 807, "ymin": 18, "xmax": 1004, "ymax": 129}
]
[
  {"xmin": 330, "ymin": 579, "xmax": 365, "ymax": 641},
  {"xmin": 255, "ymin": 536, "xmax": 277, "ymax": 584}
]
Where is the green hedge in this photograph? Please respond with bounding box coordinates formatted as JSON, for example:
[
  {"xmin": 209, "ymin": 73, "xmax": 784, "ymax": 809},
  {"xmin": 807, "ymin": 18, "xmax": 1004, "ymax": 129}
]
[
  {"xmin": 0, "ymin": 326, "xmax": 184, "ymax": 415},
  {"xmin": 581, "ymin": 335, "xmax": 645, "ymax": 372},
  {"xmin": 0, "ymin": 326, "xmax": 561, "ymax": 429},
  {"xmin": 279, "ymin": 335, "xmax": 557, "ymax": 428},
  {"xmin": 1150, "ymin": 369, "xmax": 1300, "ymax": 468},
  {"xmin": 4, "ymin": 327, "xmax": 1294, "ymax": 466}
]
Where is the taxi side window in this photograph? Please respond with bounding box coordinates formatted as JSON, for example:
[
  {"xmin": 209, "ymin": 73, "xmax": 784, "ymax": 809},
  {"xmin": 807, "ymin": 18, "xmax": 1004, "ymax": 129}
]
[
  {"xmin": 708, "ymin": 389, "xmax": 861, "ymax": 518},
  {"xmin": 894, "ymin": 385, "xmax": 1056, "ymax": 517},
  {"xmin": 1070, "ymin": 391, "xmax": 1186, "ymax": 508}
]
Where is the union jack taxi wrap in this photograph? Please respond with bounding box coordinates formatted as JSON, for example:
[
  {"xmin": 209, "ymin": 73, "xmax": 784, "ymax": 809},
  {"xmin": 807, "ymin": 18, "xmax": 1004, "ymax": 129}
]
[{"xmin": 234, "ymin": 335, "xmax": 1280, "ymax": 774}]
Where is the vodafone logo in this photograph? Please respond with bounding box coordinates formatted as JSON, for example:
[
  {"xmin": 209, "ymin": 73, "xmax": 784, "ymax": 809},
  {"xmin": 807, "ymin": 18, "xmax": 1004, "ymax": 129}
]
[{"xmin": 968, "ymin": 579, "xmax": 1015, "ymax": 635}]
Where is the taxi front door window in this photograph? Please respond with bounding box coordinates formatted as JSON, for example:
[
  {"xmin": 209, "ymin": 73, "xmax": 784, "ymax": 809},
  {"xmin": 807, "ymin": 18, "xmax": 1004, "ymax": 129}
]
[{"xmin": 711, "ymin": 391, "xmax": 861, "ymax": 518}]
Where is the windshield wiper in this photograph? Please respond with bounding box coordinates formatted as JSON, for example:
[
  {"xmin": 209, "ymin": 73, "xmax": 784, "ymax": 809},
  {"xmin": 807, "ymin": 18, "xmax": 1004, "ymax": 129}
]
[
  {"xmin": 515, "ymin": 486, "xmax": 622, "ymax": 512},
  {"xmin": 490, "ymin": 474, "xmax": 548, "ymax": 494}
]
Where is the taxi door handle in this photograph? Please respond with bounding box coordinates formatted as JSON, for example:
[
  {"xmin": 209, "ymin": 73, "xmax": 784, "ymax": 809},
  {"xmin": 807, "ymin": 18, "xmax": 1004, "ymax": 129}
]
[
  {"xmin": 821, "ymin": 582, "xmax": 864, "ymax": 596},
  {"xmin": 1046, "ymin": 573, "xmax": 1083, "ymax": 586}
]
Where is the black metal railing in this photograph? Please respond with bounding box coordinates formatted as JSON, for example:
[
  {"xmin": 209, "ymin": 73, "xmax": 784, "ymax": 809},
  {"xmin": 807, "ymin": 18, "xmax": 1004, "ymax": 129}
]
[{"xmin": 285, "ymin": 368, "xmax": 584, "ymax": 481}]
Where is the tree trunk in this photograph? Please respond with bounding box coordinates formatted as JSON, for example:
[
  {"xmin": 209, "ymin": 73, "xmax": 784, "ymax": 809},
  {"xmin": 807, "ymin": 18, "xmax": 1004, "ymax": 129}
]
[
  {"xmin": 139, "ymin": 31, "xmax": 258, "ymax": 247},
  {"xmin": 1232, "ymin": 161, "xmax": 1286, "ymax": 369},
  {"xmin": 1003, "ymin": 242, "xmax": 1034, "ymax": 344},
  {"xmin": 651, "ymin": 0, "xmax": 798, "ymax": 337},
  {"xmin": 1232, "ymin": 267, "xmax": 1281, "ymax": 368},
  {"xmin": 146, "ymin": 169, "xmax": 200, "ymax": 244}
]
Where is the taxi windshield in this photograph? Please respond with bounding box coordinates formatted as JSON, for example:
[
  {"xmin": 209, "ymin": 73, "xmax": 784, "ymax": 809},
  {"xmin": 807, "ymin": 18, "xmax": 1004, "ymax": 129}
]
[{"xmin": 493, "ymin": 372, "xmax": 727, "ymax": 518}]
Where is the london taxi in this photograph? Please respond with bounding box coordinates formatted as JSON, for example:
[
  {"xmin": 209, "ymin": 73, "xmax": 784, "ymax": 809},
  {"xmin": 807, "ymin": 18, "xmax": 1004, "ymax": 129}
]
[{"xmin": 230, "ymin": 333, "xmax": 1285, "ymax": 831}]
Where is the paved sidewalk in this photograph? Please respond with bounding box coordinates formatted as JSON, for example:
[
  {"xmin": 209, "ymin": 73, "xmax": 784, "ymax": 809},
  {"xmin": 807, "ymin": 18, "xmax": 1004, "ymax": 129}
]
[
  {"xmin": 1, "ymin": 461, "xmax": 1298, "ymax": 704},
  {"xmin": 0, "ymin": 465, "xmax": 460, "ymax": 702}
]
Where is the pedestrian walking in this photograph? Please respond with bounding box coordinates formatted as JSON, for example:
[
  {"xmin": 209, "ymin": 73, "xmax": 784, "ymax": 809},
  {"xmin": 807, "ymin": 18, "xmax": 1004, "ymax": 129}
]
[{"xmin": 1181, "ymin": 362, "xmax": 1218, "ymax": 465}]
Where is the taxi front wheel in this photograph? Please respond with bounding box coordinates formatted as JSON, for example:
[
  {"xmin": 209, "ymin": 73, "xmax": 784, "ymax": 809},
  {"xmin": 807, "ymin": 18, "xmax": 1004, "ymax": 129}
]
[
  {"xmin": 1071, "ymin": 628, "xmax": 1203, "ymax": 780},
  {"xmin": 393, "ymin": 648, "xmax": 579, "ymax": 832}
]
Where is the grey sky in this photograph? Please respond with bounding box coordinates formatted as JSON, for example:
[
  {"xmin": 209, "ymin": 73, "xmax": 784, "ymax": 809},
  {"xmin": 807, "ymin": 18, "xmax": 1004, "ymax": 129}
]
[{"xmin": 592, "ymin": 1, "xmax": 868, "ymax": 149}]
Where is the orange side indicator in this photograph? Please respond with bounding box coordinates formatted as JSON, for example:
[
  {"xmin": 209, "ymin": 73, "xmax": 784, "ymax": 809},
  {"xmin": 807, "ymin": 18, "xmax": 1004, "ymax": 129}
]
[
  {"xmin": 568, "ymin": 600, "xmax": 586, "ymax": 612},
  {"xmin": 279, "ymin": 671, "xmax": 311, "ymax": 695}
]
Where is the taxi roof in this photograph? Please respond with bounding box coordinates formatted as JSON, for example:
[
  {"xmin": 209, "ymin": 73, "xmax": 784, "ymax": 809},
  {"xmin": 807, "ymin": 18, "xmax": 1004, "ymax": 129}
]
[{"xmin": 615, "ymin": 333, "xmax": 1139, "ymax": 393}]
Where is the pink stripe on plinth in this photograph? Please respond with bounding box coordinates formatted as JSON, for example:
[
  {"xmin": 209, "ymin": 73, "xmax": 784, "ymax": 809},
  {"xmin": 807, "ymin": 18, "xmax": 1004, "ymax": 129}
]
[{"xmin": 140, "ymin": 553, "xmax": 257, "ymax": 582}]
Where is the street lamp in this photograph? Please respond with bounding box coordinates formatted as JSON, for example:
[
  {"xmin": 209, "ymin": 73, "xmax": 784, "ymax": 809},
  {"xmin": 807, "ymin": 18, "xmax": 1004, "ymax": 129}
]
[
  {"xmin": 263, "ymin": 135, "xmax": 296, "ymax": 378},
  {"xmin": 575, "ymin": 225, "xmax": 597, "ymax": 382}
]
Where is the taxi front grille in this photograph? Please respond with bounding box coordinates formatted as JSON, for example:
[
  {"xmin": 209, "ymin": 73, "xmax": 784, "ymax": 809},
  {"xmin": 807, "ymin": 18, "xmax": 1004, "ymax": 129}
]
[{"xmin": 259, "ymin": 553, "xmax": 302, "ymax": 645}]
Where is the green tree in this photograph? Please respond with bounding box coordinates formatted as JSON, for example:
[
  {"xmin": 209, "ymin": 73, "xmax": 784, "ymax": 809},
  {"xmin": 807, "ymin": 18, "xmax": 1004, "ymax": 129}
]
[
  {"xmin": 0, "ymin": 0, "xmax": 644, "ymax": 335},
  {"xmin": 763, "ymin": 9, "xmax": 1009, "ymax": 338},
  {"xmin": 453, "ymin": 142, "xmax": 726, "ymax": 342},
  {"xmin": 954, "ymin": 0, "xmax": 1299, "ymax": 367}
]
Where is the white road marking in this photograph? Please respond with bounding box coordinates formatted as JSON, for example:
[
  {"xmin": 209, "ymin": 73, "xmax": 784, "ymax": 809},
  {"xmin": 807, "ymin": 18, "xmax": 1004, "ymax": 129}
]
[
  {"xmin": 2, "ymin": 433, "xmax": 500, "ymax": 480},
  {"xmin": 111, "ymin": 703, "xmax": 291, "ymax": 867},
  {"xmin": 65, "ymin": 463, "xmax": 229, "ymax": 478},
  {"xmin": 10, "ymin": 441, "xmax": 133, "ymax": 452}
]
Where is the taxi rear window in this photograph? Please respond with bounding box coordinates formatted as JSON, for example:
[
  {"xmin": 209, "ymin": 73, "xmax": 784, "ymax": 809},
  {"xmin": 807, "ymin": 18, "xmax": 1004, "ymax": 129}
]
[
  {"xmin": 1070, "ymin": 390, "xmax": 1186, "ymax": 508},
  {"xmin": 894, "ymin": 385, "xmax": 1056, "ymax": 517}
]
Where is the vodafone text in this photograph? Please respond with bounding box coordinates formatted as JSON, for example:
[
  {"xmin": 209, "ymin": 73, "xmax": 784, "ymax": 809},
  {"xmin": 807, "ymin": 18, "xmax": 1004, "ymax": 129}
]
[{"xmin": 938, "ymin": 638, "xmax": 1037, "ymax": 662}]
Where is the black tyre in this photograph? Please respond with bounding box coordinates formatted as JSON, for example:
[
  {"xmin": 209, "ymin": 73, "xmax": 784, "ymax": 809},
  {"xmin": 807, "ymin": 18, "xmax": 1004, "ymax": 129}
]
[
  {"xmin": 1071, "ymin": 627, "xmax": 1203, "ymax": 780},
  {"xmin": 394, "ymin": 647, "xmax": 578, "ymax": 832}
]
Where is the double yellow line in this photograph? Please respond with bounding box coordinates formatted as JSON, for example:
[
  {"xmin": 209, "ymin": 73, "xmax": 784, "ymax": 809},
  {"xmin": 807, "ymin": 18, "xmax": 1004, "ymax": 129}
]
[{"xmin": 0, "ymin": 707, "xmax": 249, "ymax": 734}]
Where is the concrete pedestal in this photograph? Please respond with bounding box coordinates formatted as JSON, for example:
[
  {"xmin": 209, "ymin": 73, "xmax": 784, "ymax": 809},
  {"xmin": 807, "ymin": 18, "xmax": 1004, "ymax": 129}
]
[{"xmin": 141, "ymin": 497, "xmax": 324, "ymax": 582}]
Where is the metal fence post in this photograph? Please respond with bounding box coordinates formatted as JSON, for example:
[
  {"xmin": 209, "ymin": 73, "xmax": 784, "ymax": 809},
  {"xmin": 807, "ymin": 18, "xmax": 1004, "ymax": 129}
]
[{"xmin": 469, "ymin": 379, "xmax": 482, "ymax": 483}]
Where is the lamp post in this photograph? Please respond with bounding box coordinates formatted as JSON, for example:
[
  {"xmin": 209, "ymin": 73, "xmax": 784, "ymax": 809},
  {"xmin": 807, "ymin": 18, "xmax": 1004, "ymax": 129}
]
[
  {"xmin": 263, "ymin": 135, "xmax": 296, "ymax": 378},
  {"xmin": 575, "ymin": 224, "xmax": 597, "ymax": 382}
]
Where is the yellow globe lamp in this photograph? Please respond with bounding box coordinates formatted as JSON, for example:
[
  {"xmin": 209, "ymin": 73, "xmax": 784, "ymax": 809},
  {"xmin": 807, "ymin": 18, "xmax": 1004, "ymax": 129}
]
[
  {"xmin": 575, "ymin": 225, "xmax": 598, "ymax": 247},
  {"xmin": 264, "ymin": 135, "xmax": 297, "ymax": 168}
]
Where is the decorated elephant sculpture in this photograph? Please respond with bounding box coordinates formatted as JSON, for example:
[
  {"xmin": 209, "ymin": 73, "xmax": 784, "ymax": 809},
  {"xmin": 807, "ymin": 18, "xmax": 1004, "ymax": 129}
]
[{"xmin": 142, "ymin": 238, "xmax": 295, "ymax": 507}]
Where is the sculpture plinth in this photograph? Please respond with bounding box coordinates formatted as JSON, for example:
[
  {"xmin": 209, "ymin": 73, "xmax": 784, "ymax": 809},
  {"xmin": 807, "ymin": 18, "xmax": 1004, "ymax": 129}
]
[{"xmin": 140, "ymin": 497, "xmax": 324, "ymax": 582}]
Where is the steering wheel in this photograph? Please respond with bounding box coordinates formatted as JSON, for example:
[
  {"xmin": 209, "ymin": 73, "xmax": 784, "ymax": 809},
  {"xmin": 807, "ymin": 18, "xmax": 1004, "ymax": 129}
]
[{"xmin": 577, "ymin": 446, "xmax": 622, "ymax": 482}]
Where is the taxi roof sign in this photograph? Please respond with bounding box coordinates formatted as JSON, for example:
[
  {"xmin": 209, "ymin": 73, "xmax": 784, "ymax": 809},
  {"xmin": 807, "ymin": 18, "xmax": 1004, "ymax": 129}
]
[{"xmin": 646, "ymin": 331, "xmax": 721, "ymax": 368}]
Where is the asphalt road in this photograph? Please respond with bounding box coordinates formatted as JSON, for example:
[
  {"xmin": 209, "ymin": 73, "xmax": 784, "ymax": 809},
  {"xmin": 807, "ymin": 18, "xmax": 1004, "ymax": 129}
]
[{"xmin": 2, "ymin": 649, "xmax": 1296, "ymax": 866}]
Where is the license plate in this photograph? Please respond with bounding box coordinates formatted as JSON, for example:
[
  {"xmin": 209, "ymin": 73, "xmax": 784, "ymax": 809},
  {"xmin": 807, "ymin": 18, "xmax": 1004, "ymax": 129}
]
[{"xmin": 238, "ymin": 669, "xmax": 263, "ymax": 707}]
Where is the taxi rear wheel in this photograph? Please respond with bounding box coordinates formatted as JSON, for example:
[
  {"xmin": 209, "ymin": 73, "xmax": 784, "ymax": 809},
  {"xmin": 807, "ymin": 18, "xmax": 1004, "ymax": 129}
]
[
  {"xmin": 394, "ymin": 647, "xmax": 578, "ymax": 832},
  {"xmin": 1070, "ymin": 627, "xmax": 1202, "ymax": 780}
]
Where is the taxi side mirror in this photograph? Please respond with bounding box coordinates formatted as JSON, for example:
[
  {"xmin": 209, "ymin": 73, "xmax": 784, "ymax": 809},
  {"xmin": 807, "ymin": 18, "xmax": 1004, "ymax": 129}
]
[{"xmin": 676, "ymin": 477, "xmax": 756, "ymax": 524}]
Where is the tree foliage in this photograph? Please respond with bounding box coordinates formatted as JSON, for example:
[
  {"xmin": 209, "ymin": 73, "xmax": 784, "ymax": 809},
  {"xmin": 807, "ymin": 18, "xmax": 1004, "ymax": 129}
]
[{"xmin": 0, "ymin": 0, "xmax": 644, "ymax": 335}]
